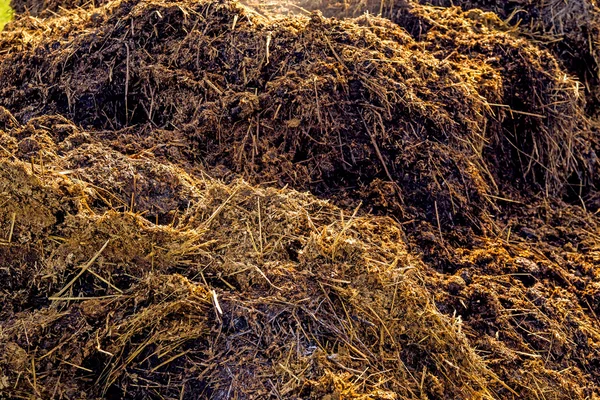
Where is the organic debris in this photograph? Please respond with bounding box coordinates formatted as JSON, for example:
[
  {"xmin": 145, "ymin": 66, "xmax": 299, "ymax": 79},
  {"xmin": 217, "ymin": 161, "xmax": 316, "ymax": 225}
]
[
  {"xmin": 260, "ymin": 0, "xmax": 600, "ymax": 110},
  {"xmin": 422, "ymin": 0, "xmax": 600, "ymax": 110},
  {"xmin": 0, "ymin": 0, "xmax": 599, "ymax": 399},
  {"xmin": 1, "ymin": 107, "xmax": 600, "ymax": 399},
  {"xmin": 9, "ymin": 0, "xmax": 107, "ymax": 16},
  {"xmin": 0, "ymin": 0, "xmax": 594, "ymax": 228},
  {"xmin": 0, "ymin": 114, "xmax": 510, "ymax": 399}
]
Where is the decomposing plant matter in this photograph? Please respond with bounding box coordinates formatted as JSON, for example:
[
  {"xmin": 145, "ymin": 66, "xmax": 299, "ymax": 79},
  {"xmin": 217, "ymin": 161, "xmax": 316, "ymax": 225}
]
[{"xmin": 1, "ymin": 0, "xmax": 600, "ymax": 398}]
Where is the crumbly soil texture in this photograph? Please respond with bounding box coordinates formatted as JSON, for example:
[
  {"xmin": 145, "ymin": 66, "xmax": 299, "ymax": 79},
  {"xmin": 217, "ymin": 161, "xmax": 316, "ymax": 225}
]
[{"xmin": 1, "ymin": 0, "xmax": 600, "ymax": 399}]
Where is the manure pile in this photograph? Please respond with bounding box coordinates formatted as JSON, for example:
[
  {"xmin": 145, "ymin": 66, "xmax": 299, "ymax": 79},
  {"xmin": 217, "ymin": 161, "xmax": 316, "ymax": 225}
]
[{"xmin": 1, "ymin": 0, "xmax": 600, "ymax": 399}]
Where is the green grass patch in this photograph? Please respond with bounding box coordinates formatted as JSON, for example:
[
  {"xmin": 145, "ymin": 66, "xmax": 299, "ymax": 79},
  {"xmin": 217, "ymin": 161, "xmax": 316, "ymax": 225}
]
[{"xmin": 0, "ymin": 0, "xmax": 13, "ymax": 30}]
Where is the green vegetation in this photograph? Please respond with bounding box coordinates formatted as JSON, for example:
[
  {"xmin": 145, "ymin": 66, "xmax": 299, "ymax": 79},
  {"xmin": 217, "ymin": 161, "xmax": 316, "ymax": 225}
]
[{"xmin": 0, "ymin": 0, "xmax": 13, "ymax": 30}]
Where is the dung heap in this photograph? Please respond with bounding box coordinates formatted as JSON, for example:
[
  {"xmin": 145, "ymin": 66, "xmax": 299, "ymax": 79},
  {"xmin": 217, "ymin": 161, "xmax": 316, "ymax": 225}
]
[
  {"xmin": 1, "ymin": 0, "xmax": 600, "ymax": 398},
  {"xmin": 1, "ymin": 0, "xmax": 594, "ymax": 226},
  {"xmin": 421, "ymin": 0, "xmax": 600, "ymax": 110},
  {"xmin": 287, "ymin": 0, "xmax": 600, "ymax": 110}
]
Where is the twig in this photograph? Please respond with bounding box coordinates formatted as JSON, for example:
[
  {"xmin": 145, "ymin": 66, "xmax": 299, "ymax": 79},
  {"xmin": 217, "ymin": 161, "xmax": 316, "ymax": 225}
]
[
  {"xmin": 8, "ymin": 212, "xmax": 15, "ymax": 243},
  {"xmin": 125, "ymin": 43, "xmax": 130, "ymax": 123},
  {"xmin": 434, "ymin": 201, "xmax": 443, "ymax": 243},
  {"xmin": 204, "ymin": 78, "xmax": 223, "ymax": 95},
  {"xmin": 331, "ymin": 203, "xmax": 361, "ymax": 260},
  {"xmin": 150, "ymin": 350, "xmax": 190, "ymax": 373},
  {"xmin": 253, "ymin": 264, "xmax": 283, "ymax": 290},
  {"xmin": 203, "ymin": 187, "xmax": 239, "ymax": 227},
  {"xmin": 360, "ymin": 113, "xmax": 404, "ymax": 205},
  {"xmin": 257, "ymin": 197, "xmax": 264, "ymax": 255},
  {"xmin": 39, "ymin": 329, "xmax": 82, "ymax": 360},
  {"xmin": 52, "ymin": 239, "xmax": 110, "ymax": 299},
  {"xmin": 86, "ymin": 268, "xmax": 123, "ymax": 293},
  {"xmin": 266, "ymin": 32, "xmax": 272, "ymax": 65},
  {"xmin": 211, "ymin": 289, "xmax": 223, "ymax": 316},
  {"xmin": 48, "ymin": 295, "xmax": 122, "ymax": 301},
  {"xmin": 324, "ymin": 36, "xmax": 345, "ymax": 66},
  {"xmin": 96, "ymin": 330, "xmax": 114, "ymax": 357},
  {"xmin": 130, "ymin": 174, "xmax": 136, "ymax": 213},
  {"xmin": 369, "ymin": 121, "xmax": 393, "ymax": 183},
  {"xmin": 31, "ymin": 358, "xmax": 37, "ymax": 394},
  {"xmin": 59, "ymin": 359, "xmax": 93, "ymax": 373},
  {"xmin": 486, "ymin": 102, "xmax": 546, "ymax": 118}
]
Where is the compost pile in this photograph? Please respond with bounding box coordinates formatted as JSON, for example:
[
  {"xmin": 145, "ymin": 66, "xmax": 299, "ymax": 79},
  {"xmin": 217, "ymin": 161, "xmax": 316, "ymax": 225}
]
[
  {"xmin": 1, "ymin": 0, "xmax": 600, "ymax": 398},
  {"xmin": 420, "ymin": 0, "xmax": 600, "ymax": 110},
  {"xmin": 268, "ymin": 0, "xmax": 600, "ymax": 110}
]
